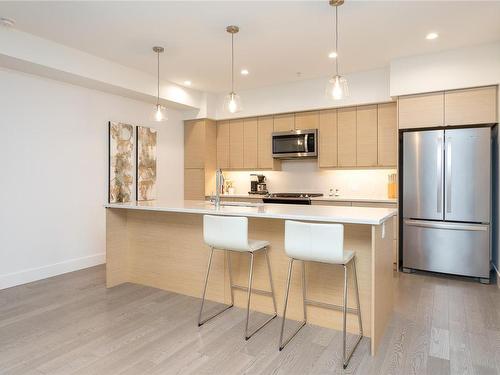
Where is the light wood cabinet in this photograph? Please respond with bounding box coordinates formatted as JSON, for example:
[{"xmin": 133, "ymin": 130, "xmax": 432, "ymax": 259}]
[
  {"xmin": 216, "ymin": 120, "xmax": 230, "ymax": 169},
  {"xmin": 184, "ymin": 119, "xmax": 216, "ymax": 200},
  {"xmin": 229, "ymin": 119, "xmax": 244, "ymax": 169},
  {"xmin": 356, "ymin": 105, "xmax": 378, "ymax": 167},
  {"xmin": 273, "ymin": 113, "xmax": 294, "ymax": 132},
  {"xmin": 258, "ymin": 116, "xmax": 280, "ymax": 170},
  {"xmin": 398, "ymin": 92, "xmax": 444, "ymax": 129},
  {"xmin": 318, "ymin": 109, "xmax": 338, "ymax": 168},
  {"xmin": 445, "ymin": 86, "xmax": 497, "ymax": 126},
  {"xmin": 311, "ymin": 200, "xmax": 351, "ymax": 206},
  {"xmin": 295, "ymin": 111, "xmax": 319, "ymax": 130},
  {"xmin": 337, "ymin": 107, "xmax": 357, "ymax": 167},
  {"xmin": 243, "ymin": 118, "xmax": 258, "ymax": 169},
  {"xmin": 377, "ymin": 102, "xmax": 397, "ymax": 167},
  {"xmin": 184, "ymin": 120, "xmax": 205, "ymax": 169}
]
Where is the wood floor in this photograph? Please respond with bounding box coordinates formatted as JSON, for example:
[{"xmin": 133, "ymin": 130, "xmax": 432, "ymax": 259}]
[{"xmin": 1, "ymin": 266, "xmax": 500, "ymax": 374}]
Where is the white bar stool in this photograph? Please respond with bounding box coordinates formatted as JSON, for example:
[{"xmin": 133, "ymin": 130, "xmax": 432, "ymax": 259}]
[
  {"xmin": 279, "ymin": 220, "xmax": 363, "ymax": 369},
  {"xmin": 198, "ymin": 215, "xmax": 278, "ymax": 340}
]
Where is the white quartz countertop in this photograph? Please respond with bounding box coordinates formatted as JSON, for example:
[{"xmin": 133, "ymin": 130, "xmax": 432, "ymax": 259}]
[
  {"xmin": 218, "ymin": 194, "xmax": 397, "ymax": 204},
  {"xmin": 105, "ymin": 199, "xmax": 396, "ymax": 225}
]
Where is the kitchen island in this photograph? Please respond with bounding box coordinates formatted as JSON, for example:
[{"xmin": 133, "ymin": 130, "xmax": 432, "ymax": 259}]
[{"xmin": 105, "ymin": 199, "xmax": 396, "ymax": 355}]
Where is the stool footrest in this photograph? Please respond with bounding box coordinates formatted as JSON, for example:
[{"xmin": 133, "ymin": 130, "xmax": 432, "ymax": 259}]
[
  {"xmin": 304, "ymin": 299, "xmax": 359, "ymax": 315},
  {"xmin": 232, "ymin": 284, "xmax": 274, "ymax": 297}
]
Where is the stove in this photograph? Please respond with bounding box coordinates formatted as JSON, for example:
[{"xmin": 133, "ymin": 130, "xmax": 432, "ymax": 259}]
[{"xmin": 263, "ymin": 193, "xmax": 324, "ymax": 205}]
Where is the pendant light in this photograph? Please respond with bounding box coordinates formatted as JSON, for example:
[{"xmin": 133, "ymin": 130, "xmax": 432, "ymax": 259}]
[
  {"xmin": 223, "ymin": 25, "xmax": 243, "ymax": 114},
  {"xmin": 326, "ymin": 0, "xmax": 349, "ymax": 100},
  {"xmin": 151, "ymin": 46, "xmax": 167, "ymax": 122}
]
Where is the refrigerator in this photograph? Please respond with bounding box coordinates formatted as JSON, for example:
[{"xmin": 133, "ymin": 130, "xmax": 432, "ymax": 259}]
[{"xmin": 402, "ymin": 127, "xmax": 492, "ymax": 283}]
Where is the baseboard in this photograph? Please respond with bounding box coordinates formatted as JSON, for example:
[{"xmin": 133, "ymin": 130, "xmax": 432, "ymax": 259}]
[
  {"xmin": 0, "ymin": 253, "xmax": 105, "ymax": 290},
  {"xmin": 493, "ymin": 263, "xmax": 500, "ymax": 289}
]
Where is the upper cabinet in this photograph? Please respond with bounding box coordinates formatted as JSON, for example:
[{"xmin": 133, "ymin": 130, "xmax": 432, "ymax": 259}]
[
  {"xmin": 229, "ymin": 119, "xmax": 244, "ymax": 169},
  {"xmin": 377, "ymin": 102, "xmax": 397, "ymax": 167},
  {"xmin": 257, "ymin": 116, "xmax": 280, "ymax": 170},
  {"xmin": 398, "ymin": 92, "xmax": 444, "ymax": 129},
  {"xmin": 399, "ymin": 86, "xmax": 498, "ymax": 129},
  {"xmin": 337, "ymin": 107, "xmax": 357, "ymax": 167},
  {"xmin": 273, "ymin": 113, "xmax": 295, "ymax": 132},
  {"xmin": 318, "ymin": 109, "xmax": 338, "ymax": 168},
  {"xmin": 356, "ymin": 105, "xmax": 378, "ymax": 167},
  {"xmin": 243, "ymin": 118, "xmax": 258, "ymax": 169},
  {"xmin": 216, "ymin": 120, "xmax": 230, "ymax": 169},
  {"xmin": 445, "ymin": 86, "xmax": 498, "ymax": 126},
  {"xmin": 295, "ymin": 111, "xmax": 319, "ymax": 130},
  {"xmin": 184, "ymin": 119, "xmax": 206, "ymax": 169}
]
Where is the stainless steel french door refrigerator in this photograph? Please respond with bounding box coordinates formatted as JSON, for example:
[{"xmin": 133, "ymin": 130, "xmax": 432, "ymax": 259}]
[{"xmin": 402, "ymin": 127, "xmax": 492, "ymax": 283}]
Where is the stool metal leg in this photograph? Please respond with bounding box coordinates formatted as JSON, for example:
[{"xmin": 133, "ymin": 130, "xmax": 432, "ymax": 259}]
[
  {"xmin": 342, "ymin": 257, "xmax": 364, "ymax": 369},
  {"xmin": 265, "ymin": 248, "xmax": 278, "ymax": 316},
  {"xmin": 198, "ymin": 248, "xmax": 234, "ymax": 327},
  {"xmin": 279, "ymin": 258, "xmax": 307, "ymax": 351},
  {"xmin": 244, "ymin": 250, "xmax": 278, "ymax": 340}
]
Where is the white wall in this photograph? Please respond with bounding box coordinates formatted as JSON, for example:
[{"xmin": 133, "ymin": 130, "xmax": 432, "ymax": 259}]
[
  {"xmin": 390, "ymin": 42, "xmax": 500, "ymax": 96},
  {"xmin": 215, "ymin": 68, "xmax": 392, "ymax": 120},
  {"xmin": 223, "ymin": 160, "xmax": 395, "ymax": 200},
  {"xmin": 0, "ymin": 67, "xmax": 184, "ymax": 289}
]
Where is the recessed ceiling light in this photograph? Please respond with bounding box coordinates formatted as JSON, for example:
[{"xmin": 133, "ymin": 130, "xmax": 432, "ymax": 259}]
[
  {"xmin": 426, "ymin": 32, "xmax": 439, "ymax": 40},
  {"xmin": 240, "ymin": 69, "xmax": 249, "ymax": 76},
  {"xmin": 328, "ymin": 51, "xmax": 338, "ymax": 59},
  {"xmin": 183, "ymin": 80, "xmax": 192, "ymax": 86},
  {"xmin": 0, "ymin": 17, "xmax": 15, "ymax": 28}
]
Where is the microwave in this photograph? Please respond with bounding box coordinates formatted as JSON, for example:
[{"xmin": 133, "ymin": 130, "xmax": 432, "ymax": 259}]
[{"xmin": 272, "ymin": 129, "xmax": 318, "ymax": 159}]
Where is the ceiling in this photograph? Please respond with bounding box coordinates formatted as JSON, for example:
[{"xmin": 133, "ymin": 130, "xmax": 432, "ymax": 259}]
[{"xmin": 1, "ymin": 1, "xmax": 500, "ymax": 93}]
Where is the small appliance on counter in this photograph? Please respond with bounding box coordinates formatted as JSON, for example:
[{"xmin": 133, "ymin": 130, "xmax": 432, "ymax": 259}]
[{"xmin": 249, "ymin": 174, "xmax": 268, "ymax": 195}]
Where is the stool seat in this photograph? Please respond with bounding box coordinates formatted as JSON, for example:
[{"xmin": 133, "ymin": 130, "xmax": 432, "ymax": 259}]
[{"xmin": 248, "ymin": 239, "xmax": 270, "ymax": 252}]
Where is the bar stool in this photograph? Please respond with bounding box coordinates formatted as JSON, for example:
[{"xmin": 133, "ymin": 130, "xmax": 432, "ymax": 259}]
[
  {"xmin": 198, "ymin": 215, "xmax": 278, "ymax": 340},
  {"xmin": 279, "ymin": 220, "xmax": 363, "ymax": 369}
]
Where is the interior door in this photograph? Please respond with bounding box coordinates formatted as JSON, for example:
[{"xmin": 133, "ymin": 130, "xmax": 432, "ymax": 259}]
[
  {"xmin": 444, "ymin": 127, "xmax": 491, "ymax": 223},
  {"xmin": 403, "ymin": 130, "xmax": 444, "ymax": 220}
]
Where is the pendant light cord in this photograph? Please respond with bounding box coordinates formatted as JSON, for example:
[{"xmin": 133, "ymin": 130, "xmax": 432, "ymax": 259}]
[
  {"xmin": 231, "ymin": 32, "xmax": 234, "ymax": 93},
  {"xmin": 335, "ymin": 5, "xmax": 339, "ymax": 76},
  {"xmin": 157, "ymin": 51, "xmax": 160, "ymax": 106}
]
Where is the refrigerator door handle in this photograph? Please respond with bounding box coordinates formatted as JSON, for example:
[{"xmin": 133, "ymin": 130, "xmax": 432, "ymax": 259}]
[
  {"xmin": 404, "ymin": 219, "xmax": 487, "ymax": 232},
  {"xmin": 446, "ymin": 137, "xmax": 452, "ymax": 213},
  {"xmin": 437, "ymin": 137, "xmax": 443, "ymax": 213}
]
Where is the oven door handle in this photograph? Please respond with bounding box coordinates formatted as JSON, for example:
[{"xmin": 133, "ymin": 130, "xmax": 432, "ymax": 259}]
[{"xmin": 304, "ymin": 134, "xmax": 309, "ymax": 153}]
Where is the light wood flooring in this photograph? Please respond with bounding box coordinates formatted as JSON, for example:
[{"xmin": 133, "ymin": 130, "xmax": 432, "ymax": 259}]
[{"xmin": 1, "ymin": 265, "xmax": 500, "ymax": 374}]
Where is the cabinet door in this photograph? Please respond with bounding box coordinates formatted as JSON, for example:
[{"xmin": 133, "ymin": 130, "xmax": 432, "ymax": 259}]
[
  {"xmin": 356, "ymin": 105, "xmax": 378, "ymax": 167},
  {"xmin": 318, "ymin": 109, "xmax": 337, "ymax": 167},
  {"xmin": 243, "ymin": 117, "xmax": 258, "ymax": 169},
  {"xmin": 273, "ymin": 114, "xmax": 295, "ymax": 132},
  {"xmin": 398, "ymin": 92, "xmax": 444, "ymax": 129},
  {"xmin": 445, "ymin": 86, "xmax": 497, "ymax": 126},
  {"xmin": 229, "ymin": 119, "xmax": 244, "ymax": 169},
  {"xmin": 184, "ymin": 120, "xmax": 205, "ymax": 169},
  {"xmin": 216, "ymin": 120, "xmax": 230, "ymax": 169},
  {"xmin": 377, "ymin": 102, "xmax": 397, "ymax": 167},
  {"xmin": 295, "ymin": 111, "xmax": 319, "ymax": 130},
  {"xmin": 184, "ymin": 168, "xmax": 205, "ymax": 200},
  {"xmin": 258, "ymin": 116, "xmax": 275, "ymax": 169},
  {"xmin": 337, "ymin": 107, "xmax": 357, "ymax": 167}
]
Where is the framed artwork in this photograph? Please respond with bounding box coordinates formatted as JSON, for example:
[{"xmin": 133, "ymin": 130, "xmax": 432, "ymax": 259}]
[
  {"xmin": 108, "ymin": 121, "xmax": 135, "ymax": 203},
  {"xmin": 136, "ymin": 126, "xmax": 157, "ymax": 201}
]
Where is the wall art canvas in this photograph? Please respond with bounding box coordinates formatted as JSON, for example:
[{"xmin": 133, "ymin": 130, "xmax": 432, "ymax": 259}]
[
  {"xmin": 136, "ymin": 126, "xmax": 157, "ymax": 201},
  {"xmin": 108, "ymin": 121, "xmax": 135, "ymax": 203}
]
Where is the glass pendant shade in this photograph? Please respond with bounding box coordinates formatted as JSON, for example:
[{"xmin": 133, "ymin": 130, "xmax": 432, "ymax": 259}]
[
  {"xmin": 326, "ymin": 74, "xmax": 349, "ymax": 100},
  {"xmin": 224, "ymin": 92, "xmax": 242, "ymax": 114},
  {"xmin": 151, "ymin": 103, "xmax": 167, "ymax": 122}
]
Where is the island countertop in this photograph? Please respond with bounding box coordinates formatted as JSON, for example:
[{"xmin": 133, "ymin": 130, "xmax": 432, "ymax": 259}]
[{"xmin": 105, "ymin": 199, "xmax": 396, "ymax": 225}]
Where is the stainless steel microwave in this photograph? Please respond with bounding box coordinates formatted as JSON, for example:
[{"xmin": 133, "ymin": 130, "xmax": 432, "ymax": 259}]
[{"xmin": 272, "ymin": 129, "xmax": 318, "ymax": 159}]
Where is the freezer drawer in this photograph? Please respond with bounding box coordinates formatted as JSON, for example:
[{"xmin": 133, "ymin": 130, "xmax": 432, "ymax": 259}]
[{"xmin": 403, "ymin": 220, "xmax": 490, "ymax": 278}]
